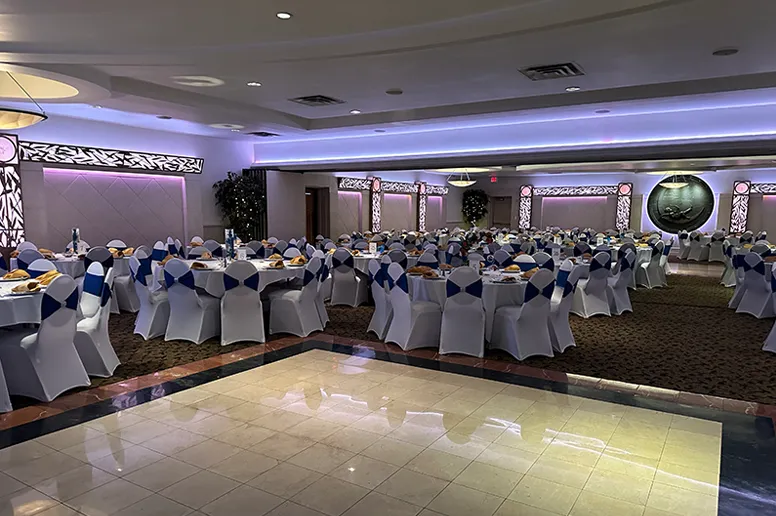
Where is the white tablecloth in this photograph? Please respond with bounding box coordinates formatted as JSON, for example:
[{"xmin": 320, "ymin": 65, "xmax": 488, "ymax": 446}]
[
  {"xmin": 410, "ymin": 271, "xmax": 526, "ymax": 341},
  {"xmin": 153, "ymin": 259, "xmax": 306, "ymax": 298},
  {"xmin": 353, "ymin": 255, "xmax": 419, "ymax": 274},
  {"xmin": 10, "ymin": 255, "xmax": 130, "ymax": 278},
  {"xmin": 0, "ymin": 281, "xmax": 44, "ymax": 327}
]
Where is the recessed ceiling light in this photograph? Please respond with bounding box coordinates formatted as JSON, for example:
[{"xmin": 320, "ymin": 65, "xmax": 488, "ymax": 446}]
[
  {"xmin": 276, "ymin": 12, "xmax": 292, "ymax": 19},
  {"xmin": 93, "ymin": 105, "xmax": 103, "ymax": 109},
  {"xmin": 210, "ymin": 123, "xmax": 245, "ymax": 130},
  {"xmin": 156, "ymin": 115, "xmax": 172, "ymax": 120},
  {"xmin": 565, "ymin": 86, "xmax": 581, "ymax": 92},
  {"xmin": 172, "ymin": 75, "xmax": 224, "ymax": 87},
  {"xmin": 385, "ymin": 88, "xmax": 404, "ymax": 96},
  {"xmin": 595, "ymin": 109, "xmax": 610, "ymax": 114},
  {"xmin": 374, "ymin": 129, "xmax": 386, "ymax": 133},
  {"xmin": 231, "ymin": 129, "xmax": 240, "ymax": 132},
  {"xmin": 713, "ymin": 48, "xmax": 739, "ymax": 57},
  {"xmin": 246, "ymin": 81, "xmax": 262, "ymax": 87},
  {"xmin": 349, "ymin": 109, "xmax": 362, "ymax": 115}
]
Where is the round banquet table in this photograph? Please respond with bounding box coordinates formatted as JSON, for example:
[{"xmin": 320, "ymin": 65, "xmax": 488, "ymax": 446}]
[
  {"xmin": 409, "ymin": 271, "xmax": 527, "ymax": 342},
  {"xmin": 152, "ymin": 259, "xmax": 307, "ymax": 298},
  {"xmin": 0, "ymin": 281, "xmax": 44, "ymax": 327},
  {"xmin": 353, "ymin": 254, "xmax": 419, "ymax": 274},
  {"xmin": 10, "ymin": 255, "xmax": 131, "ymax": 278}
]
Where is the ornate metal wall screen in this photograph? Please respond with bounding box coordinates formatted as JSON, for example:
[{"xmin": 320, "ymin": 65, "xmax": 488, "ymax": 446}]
[
  {"xmin": 728, "ymin": 181, "xmax": 776, "ymax": 233},
  {"xmin": 338, "ymin": 176, "xmax": 447, "ymax": 232},
  {"xmin": 0, "ymin": 134, "xmax": 24, "ymax": 247},
  {"xmin": 19, "ymin": 141, "xmax": 204, "ymax": 174},
  {"xmin": 520, "ymin": 183, "xmax": 631, "ymax": 232}
]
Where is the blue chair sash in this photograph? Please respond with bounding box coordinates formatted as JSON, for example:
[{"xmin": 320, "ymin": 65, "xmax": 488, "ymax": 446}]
[
  {"xmin": 619, "ymin": 257, "xmax": 633, "ymax": 271},
  {"xmin": 101, "ymin": 283, "xmax": 112, "ymax": 307},
  {"xmin": 303, "ymin": 269, "xmax": 317, "ymax": 287},
  {"xmin": 318, "ymin": 263, "xmax": 330, "ymax": 283},
  {"xmin": 525, "ymin": 281, "xmax": 554, "ymax": 302},
  {"xmin": 85, "ymin": 255, "xmax": 114, "ymax": 271},
  {"xmin": 590, "ymin": 258, "xmax": 611, "ymax": 272},
  {"xmin": 517, "ymin": 261, "xmax": 536, "ymax": 272},
  {"xmin": 83, "ymin": 271, "xmax": 104, "ymax": 296},
  {"xmin": 151, "ymin": 248, "xmax": 167, "ymax": 261},
  {"xmin": 446, "ymin": 279, "xmax": 483, "ymax": 298},
  {"xmin": 164, "ymin": 270, "xmax": 196, "ymax": 289},
  {"xmin": 539, "ymin": 258, "xmax": 555, "ymax": 271},
  {"xmin": 743, "ymin": 260, "xmax": 765, "ymax": 275},
  {"xmin": 390, "ymin": 274, "xmax": 409, "ymax": 293},
  {"xmin": 678, "ymin": 233, "xmax": 689, "ymax": 240},
  {"xmin": 563, "ymin": 279, "xmax": 576, "ymax": 298},
  {"xmin": 332, "ymin": 255, "xmax": 355, "ymax": 269},
  {"xmin": 771, "ymin": 273, "xmax": 776, "ymax": 293},
  {"xmin": 17, "ymin": 257, "xmax": 30, "ymax": 270},
  {"xmin": 556, "ymin": 269, "xmax": 570, "ymax": 290},
  {"xmin": 420, "ymin": 259, "xmax": 439, "ymax": 269},
  {"xmin": 224, "ymin": 271, "xmax": 260, "ymax": 291},
  {"xmin": 211, "ymin": 246, "xmax": 224, "ymax": 258},
  {"xmin": 41, "ymin": 288, "xmax": 78, "ymax": 320},
  {"xmin": 168, "ymin": 243, "xmax": 178, "ymax": 256},
  {"xmin": 0, "ymin": 256, "xmax": 6, "ymax": 272},
  {"xmin": 663, "ymin": 245, "xmax": 672, "ymax": 256}
]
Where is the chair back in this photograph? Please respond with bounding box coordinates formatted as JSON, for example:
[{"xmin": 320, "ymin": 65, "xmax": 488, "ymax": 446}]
[
  {"xmin": 175, "ymin": 238, "xmax": 186, "ymax": 259},
  {"xmin": 751, "ymin": 242, "xmax": 771, "ymax": 257},
  {"xmin": 368, "ymin": 259, "xmax": 383, "ymax": 292},
  {"xmin": 27, "ymin": 258, "xmax": 56, "ymax": 279},
  {"xmin": 493, "ymin": 249, "xmax": 514, "ymax": 268},
  {"xmin": 520, "ymin": 241, "xmax": 536, "ymax": 255},
  {"xmin": 203, "ymin": 239, "xmax": 224, "ymax": 258},
  {"xmin": 268, "ymin": 237, "xmax": 279, "ymax": 245},
  {"xmin": 331, "ymin": 248, "xmax": 355, "ymax": 274},
  {"xmin": 17, "ymin": 241, "xmax": 37, "ymax": 252},
  {"xmin": 650, "ymin": 241, "xmax": 665, "ymax": 265},
  {"xmin": 106, "ymin": 239, "xmax": 127, "ymax": 250},
  {"xmin": 324, "ymin": 242, "xmax": 337, "ymax": 251},
  {"xmin": 500, "ymin": 243, "xmax": 515, "ymax": 254},
  {"xmin": 388, "ymin": 249, "xmax": 408, "ymax": 269},
  {"xmin": 386, "ymin": 262, "xmax": 411, "ymax": 318},
  {"xmin": 305, "ymin": 243, "xmax": 316, "ymax": 258},
  {"xmin": 585, "ymin": 252, "xmax": 612, "ymax": 294},
  {"xmin": 614, "ymin": 251, "xmax": 636, "ymax": 288},
  {"xmin": 152, "ymin": 240, "xmax": 168, "ymax": 261},
  {"xmin": 65, "ymin": 240, "xmax": 90, "ymax": 252},
  {"xmin": 100, "ymin": 268, "xmax": 115, "ymax": 320},
  {"xmin": 275, "ymin": 240, "xmax": 289, "ymax": 255},
  {"xmin": 514, "ymin": 254, "xmax": 537, "ymax": 272},
  {"xmin": 756, "ymin": 230, "xmax": 768, "ymax": 242},
  {"xmin": 618, "ymin": 242, "xmax": 637, "ymax": 261},
  {"xmin": 222, "ymin": 260, "xmax": 261, "ymax": 309},
  {"xmin": 594, "ymin": 245, "xmax": 612, "ymax": 260},
  {"xmin": 300, "ymin": 257, "xmax": 322, "ymax": 301},
  {"xmin": 85, "ymin": 246, "xmax": 114, "ymax": 272},
  {"xmin": 166, "ymin": 237, "xmax": 178, "ymax": 256},
  {"xmin": 80, "ymin": 261, "xmax": 105, "ymax": 318},
  {"xmin": 743, "ymin": 252, "xmax": 767, "ymax": 289},
  {"xmin": 38, "ymin": 274, "xmax": 78, "ymax": 346},
  {"xmin": 387, "ymin": 242, "xmax": 404, "ymax": 251},
  {"xmin": 247, "ymin": 240, "xmax": 263, "ymax": 258},
  {"xmin": 556, "ymin": 263, "xmax": 583, "ymax": 313},
  {"xmin": 522, "ymin": 269, "xmax": 555, "ymax": 317},
  {"xmin": 17, "ymin": 249, "xmax": 44, "ymax": 271},
  {"xmin": 283, "ymin": 247, "xmax": 302, "ymax": 259},
  {"xmin": 354, "ymin": 240, "xmax": 369, "ymax": 251},
  {"xmin": 418, "ymin": 251, "xmax": 439, "ymax": 269},
  {"xmin": 555, "ymin": 258, "xmax": 575, "ymax": 292},
  {"xmin": 445, "ymin": 267, "xmax": 483, "ymax": 308},
  {"xmin": 446, "ymin": 243, "xmax": 463, "ymax": 266},
  {"xmin": 164, "ymin": 258, "xmax": 200, "ymax": 316},
  {"xmin": 190, "ymin": 236, "xmax": 204, "ymax": 245},
  {"xmin": 532, "ymin": 251, "xmax": 554, "ymax": 271},
  {"xmin": 466, "ymin": 252, "xmax": 484, "ymax": 269},
  {"xmin": 740, "ymin": 231, "xmax": 754, "ymax": 244},
  {"xmin": 573, "ymin": 242, "xmax": 592, "ymax": 257}
]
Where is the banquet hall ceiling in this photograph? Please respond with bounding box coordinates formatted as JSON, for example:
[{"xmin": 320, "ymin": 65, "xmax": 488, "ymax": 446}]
[{"xmin": 1, "ymin": 0, "xmax": 776, "ymax": 140}]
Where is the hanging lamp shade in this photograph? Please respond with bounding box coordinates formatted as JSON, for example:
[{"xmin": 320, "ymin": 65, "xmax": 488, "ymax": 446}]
[
  {"xmin": 659, "ymin": 173, "xmax": 689, "ymax": 189},
  {"xmin": 0, "ymin": 72, "xmax": 47, "ymax": 130}
]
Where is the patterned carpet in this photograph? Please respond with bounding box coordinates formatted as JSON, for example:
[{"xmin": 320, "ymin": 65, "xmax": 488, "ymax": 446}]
[{"xmin": 32, "ymin": 273, "xmax": 776, "ymax": 406}]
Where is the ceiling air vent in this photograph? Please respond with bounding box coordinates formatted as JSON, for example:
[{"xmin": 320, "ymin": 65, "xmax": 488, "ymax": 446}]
[
  {"xmin": 247, "ymin": 131, "xmax": 280, "ymax": 137},
  {"xmin": 289, "ymin": 95, "xmax": 345, "ymax": 107},
  {"xmin": 519, "ymin": 62, "xmax": 585, "ymax": 81}
]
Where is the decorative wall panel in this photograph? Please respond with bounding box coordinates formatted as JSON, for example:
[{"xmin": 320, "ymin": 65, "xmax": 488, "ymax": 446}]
[
  {"xmin": 382, "ymin": 181, "xmax": 418, "ymax": 194},
  {"xmin": 370, "ymin": 177, "xmax": 382, "ymax": 232},
  {"xmin": 20, "ymin": 141, "xmax": 203, "ymax": 174},
  {"xmin": 338, "ymin": 177, "xmax": 372, "ymax": 191},
  {"xmin": 730, "ymin": 181, "xmax": 751, "ymax": 233},
  {"xmin": 616, "ymin": 182, "xmax": 633, "ymax": 231},
  {"xmin": 534, "ymin": 185, "xmax": 618, "ymax": 197},
  {"xmin": 417, "ymin": 182, "xmax": 427, "ymax": 231},
  {"xmin": 427, "ymin": 185, "xmax": 449, "ymax": 196},
  {"xmin": 42, "ymin": 170, "xmax": 184, "ymax": 250},
  {"xmin": 0, "ymin": 134, "xmax": 24, "ymax": 247},
  {"xmin": 518, "ymin": 185, "xmax": 533, "ymax": 230},
  {"xmin": 750, "ymin": 183, "xmax": 776, "ymax": 194}
]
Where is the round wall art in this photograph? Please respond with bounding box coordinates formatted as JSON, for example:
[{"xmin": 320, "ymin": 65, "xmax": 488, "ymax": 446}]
[{"xmin": 646, "ymin": 175, "xmax": 714, "ymax": 233}]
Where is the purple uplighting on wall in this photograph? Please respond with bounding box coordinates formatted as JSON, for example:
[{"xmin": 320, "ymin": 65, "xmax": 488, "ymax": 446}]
[{"xmin": 43, "ymin": 168, "xmax": 185, "ymax": 181}]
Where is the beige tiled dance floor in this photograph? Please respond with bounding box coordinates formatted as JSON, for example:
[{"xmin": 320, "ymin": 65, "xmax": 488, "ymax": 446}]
[{"xmin": 0, "ymin": 350, "xmax": 721, "ymax": 516}]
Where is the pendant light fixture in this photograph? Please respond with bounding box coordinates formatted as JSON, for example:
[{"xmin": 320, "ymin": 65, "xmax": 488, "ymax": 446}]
[
  {"xmin": 659, "ymin": 172, "xmax": 689, "ymax": 189},
  {"xmin": 0, "ymin": 72, "xmax": 47, "ymax": 130},
  {"xmin": 440, "ymin": 167, "xmax": 494, "ymax": 188}
]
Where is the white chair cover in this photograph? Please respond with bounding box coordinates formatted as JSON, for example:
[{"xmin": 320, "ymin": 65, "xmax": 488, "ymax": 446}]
[
  {"xmin": 329, "ymin": 248, "xmax": 367, "ymax": 307},
  {"xmin": 573, "ymin": 242, "xmax": 592, "ymax": 257},
  {"xmin": 445, "ymin": 243, "xmax": 464, "ymax": 267},
  {"xmin": 763, "ymin": 267, "xmax": 776, "ymax": 353},
  {"xmin": 720, "ymin": 241, "xmax": 736, "ymax": 288},
  {"xmin": 708, "ymin": 232, "xmax": 725, "ymax": 263},
  {"xmin": 81, "ymin": 247, "xmax": 120, "ymax": 314},
  {"xmin": 520, "ymin": 241, "xmax": 536, "ymax": 255},
  {"xmin": 324, "ymin": 242, "xmax": 337, "ymax": 251},
  {"xmin": 751, "ymin": 242, "xmax": 772, "ymax": 257},
  {"xmin": 190, "ymin": 236, "xmax": 204, "ymax": 245},
  {"xmin": 550, "ymin": 263, "xmax": 583, "ymax": 353},
  {"xmin": 572, "ymin": 252, "xmax": 612, "ymax": 318},
  {"xmin": 388, "ymin": 242, "xmax": 404, "ymax": 251},
  {"xmin": 493, "ymin": 249, "xmax": 513, "ymax": 268},
  {"xmin": 728, "ymin": 249, "xmax": 747, "ymax": 309},
  {"xmin": 75, "ymin": 267, "xmax": 120, "ymax": 377},
  {"xmin": 306, "ymin": 243, "xmax": 316, "ymax": 259},
  {"xmin": 80, "ymin": 262, "xmax": 106, "ymax": 319},
  {"xmin": 736, "ymin": 252, "xmax": 774, "ymax": 318},
  {"xmin": 657, "ymin": 237, "xmax": 674, "ymax": 285},
  {"xmin": 367, "ymin": 259, "xmax": 392, "ymax": 339},
  {"xmin": 388, "ymin": 249, "xmax": 408, "ymax": 269},
  {"xmin": 16, "ymin": 241, "xmax": 37, "ymax": 252},
  {"xmin": 65, "ymin": 240, "xmax": 90, "ymax": 252},
  {"xmin": 203, "ymin": 239, "xmax": 224, "ymax": 258},
  {"xmin": 384, "ymin": 263, "xmax": 441, "ymax": 351},
  {"xmin": 268, "ymin": 237, "xmax": 279, "ymax": 245},
  {"xmin": 175, "ymin": 238, "xmax": 186, "ymax": 259},
  {"xmin": 221, "ymin": 261, "xmax": 265, "ymax": 346},
  {"xmin": 274, "ymin": 240, "xmax": 289, "ymax": 255},
  {"xmin": 269, "ymin": 257, "xmax": 324, "ymax": 337},
  {"xmin": 283, "ymin": 247, "xmax": 302, "ymax": 259},
  {"xmin": 27, "ymin": 258, "xmax": 56, "ymax": 279},
  {"xmin": 418, "ymin": 251, "xmax": 440, "ymax": 269},
  {"xmin": 687, "ymin": 232, "xmax": 710, "ymax": 261},
  {"xmin": 151, "ymin": 240, "xmax": 168, "ymax": 261},
  {"xmin": 740, "ymin": 231, "xmax": 754, "ymax": 245},
  {"xmin": 492, "ymin": 269, "xmax": 555, "ymax": 360},
  {"xmin": 636, "ymin": 241, "xmax": 664, "ymax": 289},
  {"xmin": 677, "ymin": 231, "xmax": 691, "ymax": 259},
  {"xmin": 17, "ymin": 249, "xmax": 43, "ymax": 271},
  {"xmin": 0, "ymin": 275, "xmax": 90, "ymax": 401},
  {"xmin": 532, "ymin": 251, "xmax": 555, "ymax": 271},
  {"xmin": 166, "ymin": 236, "xmax": 178, "ymax": 256},
  {"xmin": 164, "ymin": 258, "xmax": 220, "ymax": 344},
  {"xmin": 312, "ymin": 250, "xmax": 330, "ymax": 326},
  {"xmin": 106, "ymin": 239, "xmax": 127, "ymax": 250},
  {"xmin": 439, "ymin": 267, "xmax": 485, "ymax": 357},
  {"xmin": 514, "ymin": 254, "xmax": 537, "ymax": 272},
  {"xmin": 608, "ymin": 251, "xmax": 636, "ymax": 315},
  {"xmin": 129, "ymin": 255, "xmax": 169, "ymax": 340}
]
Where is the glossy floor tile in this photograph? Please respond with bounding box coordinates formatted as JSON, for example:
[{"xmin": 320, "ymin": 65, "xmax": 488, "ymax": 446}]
[{"xmin": 0, "ymin": 349, "xmax": 733, "ymax": 515}]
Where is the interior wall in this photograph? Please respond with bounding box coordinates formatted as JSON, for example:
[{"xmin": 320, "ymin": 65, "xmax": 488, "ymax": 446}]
[
  {"xmin": 427, "ymin": 196, "xmax": 444, "ymax": 232},
  {"xmin": 336, "ymin": 191, "xmax": 363, "ymax": 237},
  {"xmin": 539, "ymin": 196, "xmax": 615, "ymax": 230},
  {"xmin": 10, "ymin": 115, "xmax": 253, "ymax": 242},
  {"xmin": 382, "ymin": 193, "xmax": 414, "ymax": 232}
]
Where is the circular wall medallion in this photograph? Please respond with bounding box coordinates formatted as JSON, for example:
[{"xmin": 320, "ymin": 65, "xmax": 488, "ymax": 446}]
[
  {"xmin": 646, "ymin": 175, "xmax": 714, "ymax": 233},
  {"xmin": 0, "ymin": 135, "xmax": 17, "ymax": 163}
]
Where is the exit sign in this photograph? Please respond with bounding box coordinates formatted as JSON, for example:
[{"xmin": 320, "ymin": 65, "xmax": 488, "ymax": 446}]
[{"xmin": 490, "ymin": 176, "xmax": 498, "ymax": 183}]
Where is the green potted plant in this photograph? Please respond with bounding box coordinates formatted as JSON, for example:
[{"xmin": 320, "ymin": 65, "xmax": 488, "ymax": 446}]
[
  {"xmin": 213, "ymin": 171, "xmax": 267, "ymax": 240},
  {"xmin": 462, "ymin": 189, "xmax": 489, "ymax": 227}
]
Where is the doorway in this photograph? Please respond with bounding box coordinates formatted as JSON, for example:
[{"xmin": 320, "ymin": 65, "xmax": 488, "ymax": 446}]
[
  {"xmin": 490, "ymin": 196, "xmax": 512, "ymax": 227},
  {"xmin": 305, "ymin": 187, "xmax": 330, "ymax": 242}
]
